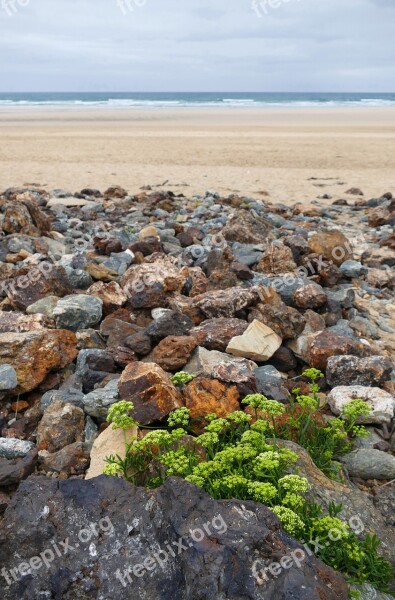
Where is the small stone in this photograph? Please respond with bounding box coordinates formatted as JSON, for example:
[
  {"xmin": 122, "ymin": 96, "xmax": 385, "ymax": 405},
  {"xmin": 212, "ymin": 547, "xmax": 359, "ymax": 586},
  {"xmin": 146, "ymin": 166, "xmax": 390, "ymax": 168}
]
[
  {"xmin": 0, "ymin": 365, "xmax": 17, "ymax": 390},
  {"xmin": 193, "ymin": 286, "xmax": 260, "ymax": 319},
  {"xmin": 340, "ymin": 260, "xmax": 368, "ymax": 278},
  {"xmin": 293, "ymin": 283, "xmax": 327, "ymax": 310},
  {"xmin": 125, "ymin": 332, "xmax": 152, "ymax": 355},
  {"xmin": 146, "ymin": 311, "xmax": 194, "ymax": 342},
  {"xmin": 0, "ymin": 438, "xmax": 35, "ymax": 459},
  {"xmin": 26, "ymin": 296, "xmax": 60, "ymax": 317},
  {"xmin": 257, "ymin": 243, "xmax": 297, "ymax": 275},
  {"xmin": 328, "ymin": 386, "xmax": 395, "ymax": 424},
  {"xmin": 226, "ymin": 320, "xmax": 282, "ymax": 362},
  {"xmin": 189, "ymin": 318, "xmax": 248, "ymax": 351},
  {"xmin": 341, "ymin": 449, "xmax": 395, "ymax": 480},
  {"xmin": 139, "ymin": 226, "xmax": 159, "ymax": 239},
  {"xmin": 308, "ymin": 331, "xmax": 366, "ymax": 371},
  {"xmin": 87, "ymin": 281, "xmax": 127, "ymax": 314},
  {"xmin": 254, "ymin": 366, "xmax": 283, "ymax": 389},
  {"xmin": 39, "ymin": 442, "xmax": 90, "ymax": 475},
  {"xmin": 185, "ymin": 346, "xmax": 256, "ymax": 385}
]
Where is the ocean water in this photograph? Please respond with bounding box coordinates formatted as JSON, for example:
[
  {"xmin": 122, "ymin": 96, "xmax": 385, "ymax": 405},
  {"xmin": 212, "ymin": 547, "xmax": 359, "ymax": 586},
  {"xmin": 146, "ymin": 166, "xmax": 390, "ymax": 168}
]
[{"xmin": 0, "ymin": 92, "xmax": 394, "ymax": 108}]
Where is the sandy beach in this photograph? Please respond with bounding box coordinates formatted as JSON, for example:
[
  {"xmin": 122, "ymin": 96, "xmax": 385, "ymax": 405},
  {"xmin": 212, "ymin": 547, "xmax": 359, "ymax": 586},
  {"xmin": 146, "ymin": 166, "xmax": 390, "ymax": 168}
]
[{"xmin": 0, "ymin": 106, "xmax": 394, "ymax": 203}]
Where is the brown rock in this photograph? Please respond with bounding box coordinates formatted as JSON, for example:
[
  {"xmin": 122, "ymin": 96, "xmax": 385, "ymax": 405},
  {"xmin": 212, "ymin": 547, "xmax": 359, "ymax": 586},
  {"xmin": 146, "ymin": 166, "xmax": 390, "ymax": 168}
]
[
  {"xmin": 0, "ymin": 329, "xmax": 77, "ymax": 394},
  {"xmin": 249, "ymin": 302, "xmax": 305, "ymax": 340},
  {"xmin": 185, "ymin": 346, "xmax": 257, "ymax": 386},
  {"xmin": 0, "ymin": 448, "xmax": 38, "ymax": 489},
  {"xmin": 147, "ymin": 335, "xmax": 198, "ymax": 371},
  {"xmin": 308, "ymin": 331, "xmax": 367, "ymax": 371},
  {"xmin": 190, "ymin": 318, "xmax": 248, "ymax": 351},
  {"xmin": 257, "ymin": 243, "xmax": 297, "ymax": 275},
  {"xmin": 86, "ymin": 261, "xmax": 119, "ymax": 282},
  {"xmin": 293, "ymin": 283, "xmax": 327, "ymax": 309},
  {"xmin": 368, "ymin": 207, "xmax": 390, "ymax": 228},
  {"xmin": 39, "ymin": 442, "xmax": 90, "ymax": 475},
  {"xmin": 182, "ymin": 376, "xmax": 239, "ymax": 433},
  {"xmin": 104, "ymin": 185, "xmax": 128, "ymax": 199},
  {"xmin": 87, "ymin": 281, "xmax": 127, "ymax": 314},
  {"xmin": 121, "ymin": 256, "xmax": 188, "ymax": 308},
  {"xmin": 118, "ymin": 362, "xmax": 182, "ymax": 425},
  {"xmin": 100, "ymin": 317, "xmax": 142, "ymax": 348},
  {"xmin": 37, "ymin": 401, "xmax": 84, "ymax": 453},
  {"xmin": 3, "ymin": 265, "xmax": 71, "ymax": 311},
  {"xmin": 308, "ymin": 231, "xmax": 353, "ymax": 266},
  {"xmin": 125, "ymin": 331, "xmax": 152, "ymax": 355},
  {"xmin": 167, "ymin": 294, "xmax": 205, "ymax": 324},
  {"xmin": 0, "ymin": 312, "xmax": 54, "ymax": 333},
  {"xmin": 179, "ymin": 266, "xmax": 208, "ymax": 297},
  {"xmin": 222, "ymin": 210, "xmax": 271, "ymax": 244},
  {"xmin": 1, "ymin": 200, "xmax": 50, "ymax": 236},
  {"xmin": 194, "ymin": 286, "xmax": 260, "ymax": 319}
]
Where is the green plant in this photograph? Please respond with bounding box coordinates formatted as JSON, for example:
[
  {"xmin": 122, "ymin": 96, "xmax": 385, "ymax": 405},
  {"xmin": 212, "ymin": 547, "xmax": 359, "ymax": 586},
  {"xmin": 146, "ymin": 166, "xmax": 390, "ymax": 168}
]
[
  {"xmin": 103, "ymin": 401, "xmax": 394, "ymax": 592},
  {"xmin": 170, "ymin": 371, "xmax": 196, "ymax": 386}
]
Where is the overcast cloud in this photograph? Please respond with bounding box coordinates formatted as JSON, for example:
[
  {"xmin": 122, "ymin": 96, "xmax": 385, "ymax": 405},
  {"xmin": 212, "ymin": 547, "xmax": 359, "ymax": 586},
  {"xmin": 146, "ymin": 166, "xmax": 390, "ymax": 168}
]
[{"xmin": 0, "ymin": 0, "xmax": 394, "ymax": 91}]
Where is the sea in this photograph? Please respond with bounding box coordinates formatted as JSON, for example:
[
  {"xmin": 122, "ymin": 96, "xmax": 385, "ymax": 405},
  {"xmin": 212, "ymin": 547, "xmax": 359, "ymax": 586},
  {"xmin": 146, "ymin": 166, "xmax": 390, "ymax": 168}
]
[{"xmin": 0, "ymin": 92, "xmax": 394, "ymax": 109}]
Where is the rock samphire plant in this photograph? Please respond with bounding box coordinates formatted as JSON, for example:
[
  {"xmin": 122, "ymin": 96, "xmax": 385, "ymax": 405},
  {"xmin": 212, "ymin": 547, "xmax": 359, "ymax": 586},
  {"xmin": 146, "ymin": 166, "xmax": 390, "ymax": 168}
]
[{"xmin": 104, "ymin": 391, "xmax": 394, "ymax": 593}]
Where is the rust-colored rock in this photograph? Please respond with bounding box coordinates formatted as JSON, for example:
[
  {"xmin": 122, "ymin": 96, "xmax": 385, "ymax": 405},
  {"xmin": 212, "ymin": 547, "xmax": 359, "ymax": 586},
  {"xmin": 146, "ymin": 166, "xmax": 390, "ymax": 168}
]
[
  {"xmin": 222, "ymin": 210, "xmax": 271, "ymax": 244},
  {"xmin": 118, "ymin": 362, "xmax": 182, "ymax": 425},
  {"xmin": 308, "ymin": 331, "xmax": 367, "ymax": 371},
  {"xmin": 147, "ymin": 335, "xmax": 198, "ymax": 371},
  {"xmin": 182, "ymin": 376, "xmax": 239, "ymax": 433},
  {"xmin": 0, "ymin": 329, "xmax": 78, "ymax": 394},
  {"xmin": 193, "ymin": 286, "xmax": 260, "ymax": 319}
]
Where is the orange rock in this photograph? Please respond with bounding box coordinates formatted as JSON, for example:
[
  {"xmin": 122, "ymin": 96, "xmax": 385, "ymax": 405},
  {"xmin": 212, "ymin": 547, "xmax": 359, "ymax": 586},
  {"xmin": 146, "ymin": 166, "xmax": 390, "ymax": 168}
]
[
  {"xmin": 148, "ymin": 335, "xmax": 198, "ymax": 372},
  {"xmin": 10, "ymin": 400, "xmax": 29, "ymax": 412},
  {"xmin": 182, "ymin": 376, "xmax": 239, "ymax": 433},
  {"xmin": 0, "ymin": 329, "xmax": 78, "ymax": 394}
]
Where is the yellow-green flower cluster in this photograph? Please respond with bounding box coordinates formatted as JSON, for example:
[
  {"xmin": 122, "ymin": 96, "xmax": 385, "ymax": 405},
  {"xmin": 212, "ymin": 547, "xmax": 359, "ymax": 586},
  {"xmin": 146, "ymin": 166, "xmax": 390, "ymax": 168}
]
[
  {"xmin": 250, "ymin": 420, "xmax": 268, "ymax": 434},
  {"xmin": 271, "ymin": 506, "xmax": 304, "ymax": 536},
  {"xmin": 170, "ymin": 371, "xmax": 196, "ymax": 386},
  {"xmin": 242, "ymin": 395, "xmax": 285, "ymax": 416},
  {"xmin": 341, "ymin": 399, "xmax": 371, "ymax": 421},
  {"xmin": 297, "ymin": 395, "xmax": 319, "ymax": 410},
  {"xmin": 103, "ymin": 463, "xmax": 122, "ymax": 476},
  {"xmin": 185, "ymin": 474, "xmax": 205, "ymax": 488},
  {"xmin": 281, "ymin": 492, "xmax": 305, "ymax": 511},
  {"xmin": 213, "ymin": 475, "xmax": 248, "ymax": 493},
  {"xmin": 311, "ymin": 516, "xmax": 350, "ymax": 541},
  {"xmin": 278, "ymin": 475, "xmax": 309, "ymax": 493},
  {"xmin": 134, "ymin": 430, "xmax": 173, "ymax": 450},
  {"xmin": 107, "ymin": 401, "xmax": 137, "ymax": 430},
  {"xmin": 205, "ymin": 418, "xmax": 230, "ymax": 434},
  {"xmin": 226, "ymin": 411, "xmax": 252, "ymax": 424},
  {"xmin": 160, "ymin": 449, "xmax": 191, "ymax": 477},
  {"xmin": 167, "ymin": 407, "xmax": 190, "ymax": 428},
  {"xmin": 214, "ymin": 444, "xmax": 258, "ymax": 465},
  {"xmin": 253, "ymin": 451, "xmax": 281, "ymax": 472},
  {"xmin": 302, "ymin": 368, "xmax": 324, "ymax": 382},
  {"xmin": 247, "ymin": 481, "xmax": 278, "ymax": 503},
  {"xmin": 196, "ymin": 432, "xmax": 219, "ymax": 448}
]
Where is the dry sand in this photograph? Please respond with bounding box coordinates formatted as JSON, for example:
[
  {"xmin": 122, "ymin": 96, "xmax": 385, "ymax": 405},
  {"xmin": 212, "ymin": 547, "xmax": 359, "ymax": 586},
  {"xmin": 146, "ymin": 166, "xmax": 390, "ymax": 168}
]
[{"xmin": 0, "ymin": 106, "xmax": 394, "ymax": 204}]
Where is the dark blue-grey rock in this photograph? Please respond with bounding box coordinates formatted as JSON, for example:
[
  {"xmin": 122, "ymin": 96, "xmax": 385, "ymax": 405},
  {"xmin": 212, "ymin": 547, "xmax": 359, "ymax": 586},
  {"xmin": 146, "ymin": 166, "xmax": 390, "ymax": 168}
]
[
  {"xmin": 341, "ymin": 449, "xmax": 395, "ymax": 480},
  {"xmin": 340, "ymin": 260, "xmax": 368, "ymax": 278},
  {"xmin": 0, "ymin": 476, "xmax": 347, "ymax": 600},
  {"xmin": 53, "ymin": 295, "xmax": 103, "ymax": 332}
]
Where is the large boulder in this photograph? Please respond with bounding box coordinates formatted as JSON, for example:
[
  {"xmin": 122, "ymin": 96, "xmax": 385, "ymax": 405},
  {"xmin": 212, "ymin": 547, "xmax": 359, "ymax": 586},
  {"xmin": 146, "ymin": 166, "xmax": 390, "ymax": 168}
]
[
  {"xmin": 118, "ymin": 362, "xmax": 182, "ymax": 425},
  {"xmin": 0, "ymin": 329, "xmax": 78, "ymax": 394},
  {"xmin": 0, "ymin": 476, "xmax": 347, "ymax": 600}
]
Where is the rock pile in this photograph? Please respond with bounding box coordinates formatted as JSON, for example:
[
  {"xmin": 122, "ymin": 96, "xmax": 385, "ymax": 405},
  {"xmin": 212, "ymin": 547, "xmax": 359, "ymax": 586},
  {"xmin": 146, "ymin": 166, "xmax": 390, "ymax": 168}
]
[{"xmin": 0, "ymin": 185, "xmax": 393, "ymax": 597}]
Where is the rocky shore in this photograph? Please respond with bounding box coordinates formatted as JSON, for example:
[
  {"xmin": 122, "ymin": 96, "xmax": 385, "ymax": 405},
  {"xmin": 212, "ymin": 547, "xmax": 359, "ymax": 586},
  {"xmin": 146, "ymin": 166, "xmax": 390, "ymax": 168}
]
[{"xmin": 0, "ymin": 184, "xmax": 394, "ymax": 599}]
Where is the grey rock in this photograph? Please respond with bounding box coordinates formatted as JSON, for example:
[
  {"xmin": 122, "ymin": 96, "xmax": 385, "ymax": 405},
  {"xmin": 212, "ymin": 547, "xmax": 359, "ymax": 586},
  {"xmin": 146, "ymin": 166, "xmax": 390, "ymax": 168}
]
[
  {"xmin": 40, "ymin": 388, "xmax": 85, "ymax": 413},
  {"xmin": 53, "ymin": 294, "xmax": 103, "ymax": 332},
  {"xmin": 65, "ymin": 267, "xmax": 93, "ymax": 289},
  {"xmin": 82, "ymin": 378, "xmax": 120, "ymax": 419},
  {"xmin": 254, "ymin": 365, "xmax": 283, "ymax": 389},
  {"xmin": 26, "ymin": 295, "xmax": 59, "ymax": 317},
  {"xmin": 0, "ymin": 438, "xmax": 35, "ymax": 459},
  {"xmin": 84, "ymin": 415, "xmax": 99, "ymax": 445},
  {"xmin": 0, "ymin": 365, "xmax": 17, "ymax": 391},
  {"xmin": 341, "ymin": 449, "xmax": 395, "ymax": 480},
  {"xmin": 340, "ymin": 260, "xmax": 368, "ymax": 278}
]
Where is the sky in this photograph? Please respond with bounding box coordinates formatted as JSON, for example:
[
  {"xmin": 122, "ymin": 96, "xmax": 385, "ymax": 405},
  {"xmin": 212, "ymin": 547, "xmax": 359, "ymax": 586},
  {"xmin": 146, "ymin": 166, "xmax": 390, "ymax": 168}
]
[{"xmin": 0, "ymin": 0, "xmax": 394, "ymax": 92}]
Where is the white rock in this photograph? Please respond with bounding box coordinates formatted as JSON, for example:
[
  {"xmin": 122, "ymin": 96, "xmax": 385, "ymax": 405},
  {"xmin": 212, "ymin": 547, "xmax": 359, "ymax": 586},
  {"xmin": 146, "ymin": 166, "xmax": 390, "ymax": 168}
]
[
  {"xmin": 328, "ymin": 386, "xmax": 395, "ymax": 424},
  {"xmin": 226, "ymin": 320, "xmax": 282, "ymax": 362},
  {"xmin": 0, "ymin": 438, "xmax": 35, "ymax": 459},
  {"xmin": 85, "ymin": 425, "xmax": 137, "ymax": 479}
]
